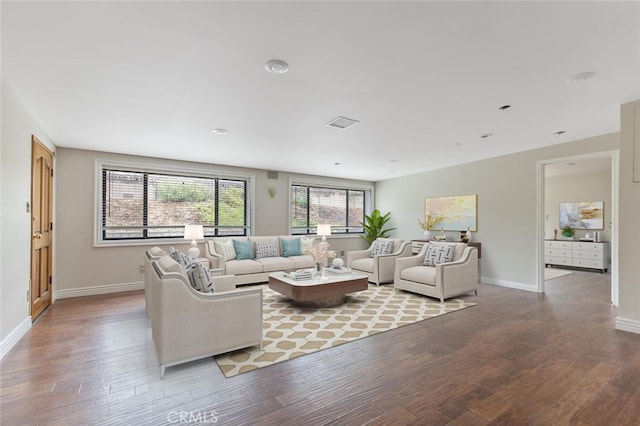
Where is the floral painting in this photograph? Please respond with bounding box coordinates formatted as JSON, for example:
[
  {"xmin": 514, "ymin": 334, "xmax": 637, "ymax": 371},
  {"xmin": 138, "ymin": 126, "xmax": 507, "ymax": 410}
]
[
  {"xmin": 559, "ymin": 201, "xmax": 604, "ymax": 230},
  {"xmin": 425, "ymin": 195, "xmax": 477, "ymax": 231}
]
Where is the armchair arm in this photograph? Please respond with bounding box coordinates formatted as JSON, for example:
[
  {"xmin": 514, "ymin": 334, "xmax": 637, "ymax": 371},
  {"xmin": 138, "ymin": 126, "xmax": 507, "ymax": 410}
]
[
  {"xmin": 436, "ymin": 247, "xmax": 479, "ymax": 296},
  {"xmin": 395, "ymin": 243, "xmax": 429, "ymax": 270},
  {"xmin": 212, "ymin": 275, "xmax": 236, "ymax": 292},
  {"xmin": 346, "ymin": 248, "xmax": 372, "ymax": 266},
  {"xmin": 204, "ymin": 241, "xmax": 225, "ymax": 270}
]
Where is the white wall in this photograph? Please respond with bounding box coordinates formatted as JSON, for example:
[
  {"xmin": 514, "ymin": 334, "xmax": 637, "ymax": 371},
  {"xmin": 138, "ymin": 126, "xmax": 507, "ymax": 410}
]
[
  {"xmin": 54, "ymin": 148, "xmax": 370, "ymax": 296},
  {"xmin": 617, "ymin": 100, "xmax": 640, "ymax": 333},
  {"xmin": 375, "ymin": 133, "xmax": 619, "ymax": 291},
  {"xmin": 0, "ymin": 80, "xmax": 56, "ymax": 355},
  {"xmin": 545, "ymin": 171, "xmax": 612, "ymax": 242}
]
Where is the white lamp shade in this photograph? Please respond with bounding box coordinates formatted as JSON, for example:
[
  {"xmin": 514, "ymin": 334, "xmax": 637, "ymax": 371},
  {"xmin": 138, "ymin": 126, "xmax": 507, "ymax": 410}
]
[
  {"xmin": 184, "ymin": 224, "xmax": 204, "ymax": 241},
  {"xmin": 316, "ymin": 224, "xmax": 331, "ymax": 237}
]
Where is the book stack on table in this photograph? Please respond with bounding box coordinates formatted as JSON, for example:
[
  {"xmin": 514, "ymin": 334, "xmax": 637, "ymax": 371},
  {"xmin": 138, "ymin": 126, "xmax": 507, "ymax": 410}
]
[
  {"xmin": 284, "ymin": 270, "xmax": 312, "ymax": 280},
  {"xmin": 324, "ymin": 267, "xmax": 352, "ymax": 275}
]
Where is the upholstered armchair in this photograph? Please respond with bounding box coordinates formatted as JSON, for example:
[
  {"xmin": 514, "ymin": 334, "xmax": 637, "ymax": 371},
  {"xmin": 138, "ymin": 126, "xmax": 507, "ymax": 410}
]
[
  {"xmin": 346, "ymin": 238, "xmax": 412, "ymax": 285},
  {"xmin": 394, "ymin": 242, "xmax": 478, "ymax": 302},
  {"xmin": 150, "ymin": 255, "xmax": 263, "ymax": 378}
]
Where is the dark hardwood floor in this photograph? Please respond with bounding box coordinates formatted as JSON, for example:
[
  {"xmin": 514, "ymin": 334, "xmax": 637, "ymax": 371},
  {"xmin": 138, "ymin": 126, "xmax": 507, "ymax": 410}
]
[{"xmin": 2, "ymin": 270, "xmax": 640, "ymax": 425}]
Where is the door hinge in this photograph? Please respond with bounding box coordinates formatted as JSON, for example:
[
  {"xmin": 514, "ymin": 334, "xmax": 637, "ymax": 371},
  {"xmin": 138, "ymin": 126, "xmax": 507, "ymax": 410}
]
[
  {"xmin": 50, "ymin": 222, "xmax": 53, "ymax": 231},
  {"xmin": 49, "ymin": 276, "xmax": 52, "ymax": 284},
  {"xmin": 27, "ymin": 289, "xmax": 30, "ymax": 301},
  {"xmin": 51, "ymin": 169, "xmax": 54, "ymax": 177}
]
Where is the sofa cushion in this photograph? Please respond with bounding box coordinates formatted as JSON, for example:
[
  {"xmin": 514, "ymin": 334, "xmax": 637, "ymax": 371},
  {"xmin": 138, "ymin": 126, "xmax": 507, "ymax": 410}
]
[
  {"xmin": 401, "ymin": 265, "xmax": 437, "ymax": 285},
  {"xmin": 233, "ymin": 240, "xmax": 254, "ymax": 260},
  {"xmin": 423, "ymin": 244, "xmax": 454, "ymax": 267},
  {"xmin": 256, "ymin": 257, "xmax": 296, "ymax": 272},
  {"xmin": 255, "ymin": 241, "xmax": 280, "ymax": 259},
  {"xmin": 214, "ymin": 240, "xmax": 236, "ymax": 261},
  {"xmin": 351, "ymin": 257, "xmax": 374, "ymax": 273},
  {"xmin": 187, "ymin": 262, "xmax": 215, "ymax": 293},
  {"xmin": 370, "ymin": 239, "xmax": 394, "ymax": 257},
  {"xmin": 300, "ymin": 237, "xmax": 315, "ymax": 253},
  {"xmin": 225, "ymin": 259, "xmax": 263, "ymax": 275},
  {"xmin": 280, "ymin": 237, "xmax": 301, "ymax": 257}
]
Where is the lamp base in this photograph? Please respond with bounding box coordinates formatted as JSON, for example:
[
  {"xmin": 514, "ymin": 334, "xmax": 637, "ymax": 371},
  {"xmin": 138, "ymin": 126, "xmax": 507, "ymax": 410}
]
[{"xmin": 188, "ymin": 241, "xmax": 200, "ymax": 259}]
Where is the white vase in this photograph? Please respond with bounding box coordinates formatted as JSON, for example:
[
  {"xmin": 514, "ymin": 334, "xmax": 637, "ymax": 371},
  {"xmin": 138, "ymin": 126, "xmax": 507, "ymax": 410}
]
[
  {"xmin": 465, "ymin": 229, "xmax": 472, "ymax": 242},
  {"xmin": 423, "ymin": 230, "xmax": 432, "ymax": 241}
]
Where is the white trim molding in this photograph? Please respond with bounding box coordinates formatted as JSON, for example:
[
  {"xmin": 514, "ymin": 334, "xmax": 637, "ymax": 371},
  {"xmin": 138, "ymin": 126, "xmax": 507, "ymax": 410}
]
[
  {"xmin": 481, "ymin": 277, "xmax": 538, "ymax": 293},
  {"xmin": 55, "ymin": 281, "xmax": 144, "ymax": 299},
  {"xmin": 615, "ymin": 316, "xmax": 640, "ymax": 335},
  {"xmin": 0, "ymin": 317, "xmax": 32, "ymax": 360}
]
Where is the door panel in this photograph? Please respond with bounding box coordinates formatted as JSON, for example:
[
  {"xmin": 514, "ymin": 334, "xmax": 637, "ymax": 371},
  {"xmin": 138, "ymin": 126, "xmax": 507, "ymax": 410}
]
[{"xmin": 31, "ymin": 137, "xmax": 53, "ymax": 320}]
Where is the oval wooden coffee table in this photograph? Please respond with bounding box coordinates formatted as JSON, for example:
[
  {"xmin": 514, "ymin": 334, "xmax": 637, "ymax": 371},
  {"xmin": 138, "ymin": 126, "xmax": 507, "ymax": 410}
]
[{"xmin": 268, "ymin": 270, "xmax": 369, "ymax": 307}]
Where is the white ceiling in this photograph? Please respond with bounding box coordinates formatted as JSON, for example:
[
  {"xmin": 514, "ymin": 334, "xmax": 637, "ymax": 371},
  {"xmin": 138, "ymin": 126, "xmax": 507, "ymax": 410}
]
[
  {"xmin": 2, "ymin": 1, "xmax": 639, "ymax": 182},
  {"xmin": 545, "ymin": 157, "xmax": 612, "ymax": 179}
]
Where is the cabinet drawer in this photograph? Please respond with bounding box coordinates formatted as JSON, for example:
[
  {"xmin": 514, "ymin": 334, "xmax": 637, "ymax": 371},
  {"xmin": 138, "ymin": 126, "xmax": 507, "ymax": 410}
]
[
  {"xmin": 572, "ymin": 259, "xmax": 604, "ymax": 269},
  {"xmin": 545, "ymin": 248, "xmax": 571, "ymax": 257},
  {"xmin": 573, "ymin": 250, "xmax": 603, "ymax": 260},
  {"xmin": 545, "ymin": 240, "xmax": 572, "ymax": 249},
  {"xmin": 574, "ymin": 242, "xmax": 603, "ymax": 251},
  {"xmin": 545, "ymin": 256, "xmax": 572, "ymax": 266}
]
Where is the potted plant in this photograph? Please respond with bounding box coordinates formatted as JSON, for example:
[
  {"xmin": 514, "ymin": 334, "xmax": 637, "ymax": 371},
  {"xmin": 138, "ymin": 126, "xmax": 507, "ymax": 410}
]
[
  {"xmin": 561, "ymin": 225, "xmax": 575, "ymax": 239},
  {"xmin": 360, "ymin": 209, "xmax": 396, "ymax": 244}
]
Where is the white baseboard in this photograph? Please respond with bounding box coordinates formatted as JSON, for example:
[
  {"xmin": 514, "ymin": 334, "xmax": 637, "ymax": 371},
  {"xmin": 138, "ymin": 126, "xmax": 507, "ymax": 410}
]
[
  {"xmin": 481, "ymin": 276, "xmax": 539, "ymax": 293},
  {"xmin": 55, "ymin": 281, "xmax": 144, "ymax": 299},
  {"xmin": 0, "ymin": 317, "xmax": 32, "ymax": 360},
  {"xmin": 615, "ymin": 317, "xmax": 640, "ymax": 335}
]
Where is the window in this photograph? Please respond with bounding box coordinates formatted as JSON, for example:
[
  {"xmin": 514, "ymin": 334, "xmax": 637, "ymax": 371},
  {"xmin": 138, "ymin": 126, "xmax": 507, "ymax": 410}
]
[
  {"xmin": 290, "ymin": 184, "xmax": 366, "ymax": 235},
  {"xmin": 100, "ymin": 165, "xmax": 251, "ymax": 242}
]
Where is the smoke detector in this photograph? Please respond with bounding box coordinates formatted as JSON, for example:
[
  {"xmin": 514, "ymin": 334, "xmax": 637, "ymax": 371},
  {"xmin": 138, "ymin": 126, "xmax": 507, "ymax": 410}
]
[{"xmin": 264, "ymin": 59, "xmax": 289, "ymax": 74}]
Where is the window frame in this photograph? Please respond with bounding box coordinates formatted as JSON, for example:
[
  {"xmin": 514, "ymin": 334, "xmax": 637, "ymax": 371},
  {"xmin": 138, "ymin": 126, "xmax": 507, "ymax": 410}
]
[
  {"xmin": 288, "ymin": 177, "xmax": 374, "ymax": 237},
  {"xmin": 95, "ymin": 159, "xmax": 255, "ymax": 246}
]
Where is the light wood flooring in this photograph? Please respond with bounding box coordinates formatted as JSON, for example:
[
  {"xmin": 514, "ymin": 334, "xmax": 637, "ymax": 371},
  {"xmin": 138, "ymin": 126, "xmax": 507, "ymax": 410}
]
[{"xmin": 2, "ymin": 271, "xmax": 640, "ymax": 425}]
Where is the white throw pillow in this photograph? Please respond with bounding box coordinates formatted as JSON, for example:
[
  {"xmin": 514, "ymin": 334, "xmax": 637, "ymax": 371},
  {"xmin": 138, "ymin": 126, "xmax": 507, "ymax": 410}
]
[{"xmin": 214, "ymin": 240, "xmax": 236, "ymax": 261}]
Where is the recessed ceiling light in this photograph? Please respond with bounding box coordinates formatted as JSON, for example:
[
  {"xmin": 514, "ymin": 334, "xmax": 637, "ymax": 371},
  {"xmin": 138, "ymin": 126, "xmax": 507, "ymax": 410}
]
[
  {"xmin": 334, "ymin": 162, "xmax": 341, "ymax": 166},
  {"xmin": 498, "ymin": 105, "xmax": 511, "ymax": 110},
  {"xmin": 264, "ymin": 59, "xmax": 289, "ymax": 74},
  {"xmin": 566, "ymin": 71, "xmax": 595, "ymax": 84},
  {"xmin": 390, "ymin": 159, "xmax": 398, "ymax": 163},
  {"xmin": 455, "ymin": 142, "xmax": 463, "ymax": 146},
  {"xmin": 480, "ymin": 133, "xmax": 493, "ymax": 139},
  {"xmin": 554, "ymin": 130, "xmax": 566, "ymax": 135},
  {"xmin": 211, "ymin": 129, "xmax": 227, "ymax": 134},
  {"xmin": 326, "ymin": 116, "xmax": 359, "ymax": 129},
  {"xmin": 566, "ymin": 162, "xmax": 576, "ymax": 166}
]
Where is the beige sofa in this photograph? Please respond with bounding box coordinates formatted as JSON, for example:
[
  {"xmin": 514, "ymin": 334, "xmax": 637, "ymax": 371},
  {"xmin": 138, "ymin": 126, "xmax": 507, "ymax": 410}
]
[
  {"xmin": 150, "ymin": 255, "xmax": 263, "ymax": 377},
  {"xmin": 346, "ymin": 238, "xmax": 412, "ymax": 285},
  {"xmin": 394, "ymin": 241, "xmax": 478, "ymax": 302},
  {"xmin": 204, "ymin": 236, "xmax": 315, "ymax": 285}
]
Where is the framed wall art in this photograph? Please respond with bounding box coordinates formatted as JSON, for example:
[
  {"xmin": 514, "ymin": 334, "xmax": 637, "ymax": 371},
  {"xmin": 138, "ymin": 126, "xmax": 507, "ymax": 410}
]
[
  {"xmin": 425, "ymin": 194, "xmax": 477, "ymax": 231},
  {"xmin": 559, "ymin": 201, "xmax": 604, "ymax": 230}
]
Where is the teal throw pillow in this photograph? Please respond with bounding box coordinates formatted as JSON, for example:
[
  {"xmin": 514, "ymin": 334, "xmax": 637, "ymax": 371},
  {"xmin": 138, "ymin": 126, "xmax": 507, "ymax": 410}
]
[
  {"xmin": 233, "ymin": 239, "xmax": 254, "ymax": 260},
  {"xmin": 281, "ymin": 238, "xmax": 301, "ymax": 257}
]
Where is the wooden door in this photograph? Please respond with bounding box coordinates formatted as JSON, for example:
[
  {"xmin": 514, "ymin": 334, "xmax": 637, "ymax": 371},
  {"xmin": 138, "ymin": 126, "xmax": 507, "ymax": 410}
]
[{"xmin": 31, "ymin": 137, "xmax": 54, "ymax": 319}]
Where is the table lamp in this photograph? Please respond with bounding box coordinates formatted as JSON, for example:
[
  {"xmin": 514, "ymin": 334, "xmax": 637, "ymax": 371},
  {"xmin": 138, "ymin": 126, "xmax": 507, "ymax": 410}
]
[
  {"xmin": 184, "ymin": 224, "xmax": 204, "ymax": 259},
  {"xmin": 317, "ymin": 224, "xmax": 331, "ymax": 241}
]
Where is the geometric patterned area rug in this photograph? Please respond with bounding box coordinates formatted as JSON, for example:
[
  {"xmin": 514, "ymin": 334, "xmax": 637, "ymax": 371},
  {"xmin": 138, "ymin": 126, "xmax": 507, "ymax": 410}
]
[{"xmin": 215, "ymin": 284, "xmax": 476, "ymax": 377}]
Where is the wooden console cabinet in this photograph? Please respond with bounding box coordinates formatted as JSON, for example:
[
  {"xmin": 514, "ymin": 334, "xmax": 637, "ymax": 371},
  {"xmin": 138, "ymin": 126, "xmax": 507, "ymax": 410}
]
[{"xmin": 544, "ymin": 240, "xmax": 609, "ymax": 273}]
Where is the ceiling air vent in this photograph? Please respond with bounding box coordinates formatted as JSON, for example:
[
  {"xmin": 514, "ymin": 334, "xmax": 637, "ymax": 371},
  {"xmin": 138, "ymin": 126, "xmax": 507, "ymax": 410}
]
[{"xmin": 326, "ymin": 116, "xmax": 359, "ymax": 129}]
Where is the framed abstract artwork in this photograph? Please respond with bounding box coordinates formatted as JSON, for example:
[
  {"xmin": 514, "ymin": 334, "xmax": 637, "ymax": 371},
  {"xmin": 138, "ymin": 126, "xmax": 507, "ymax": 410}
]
[
  {"xmin": 559, "ymin": 201, "xmax": 604, "ymax": 230},
  {"xmin": 425, "ymin": 194, "xmax": 477, "ymax": 231}
]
